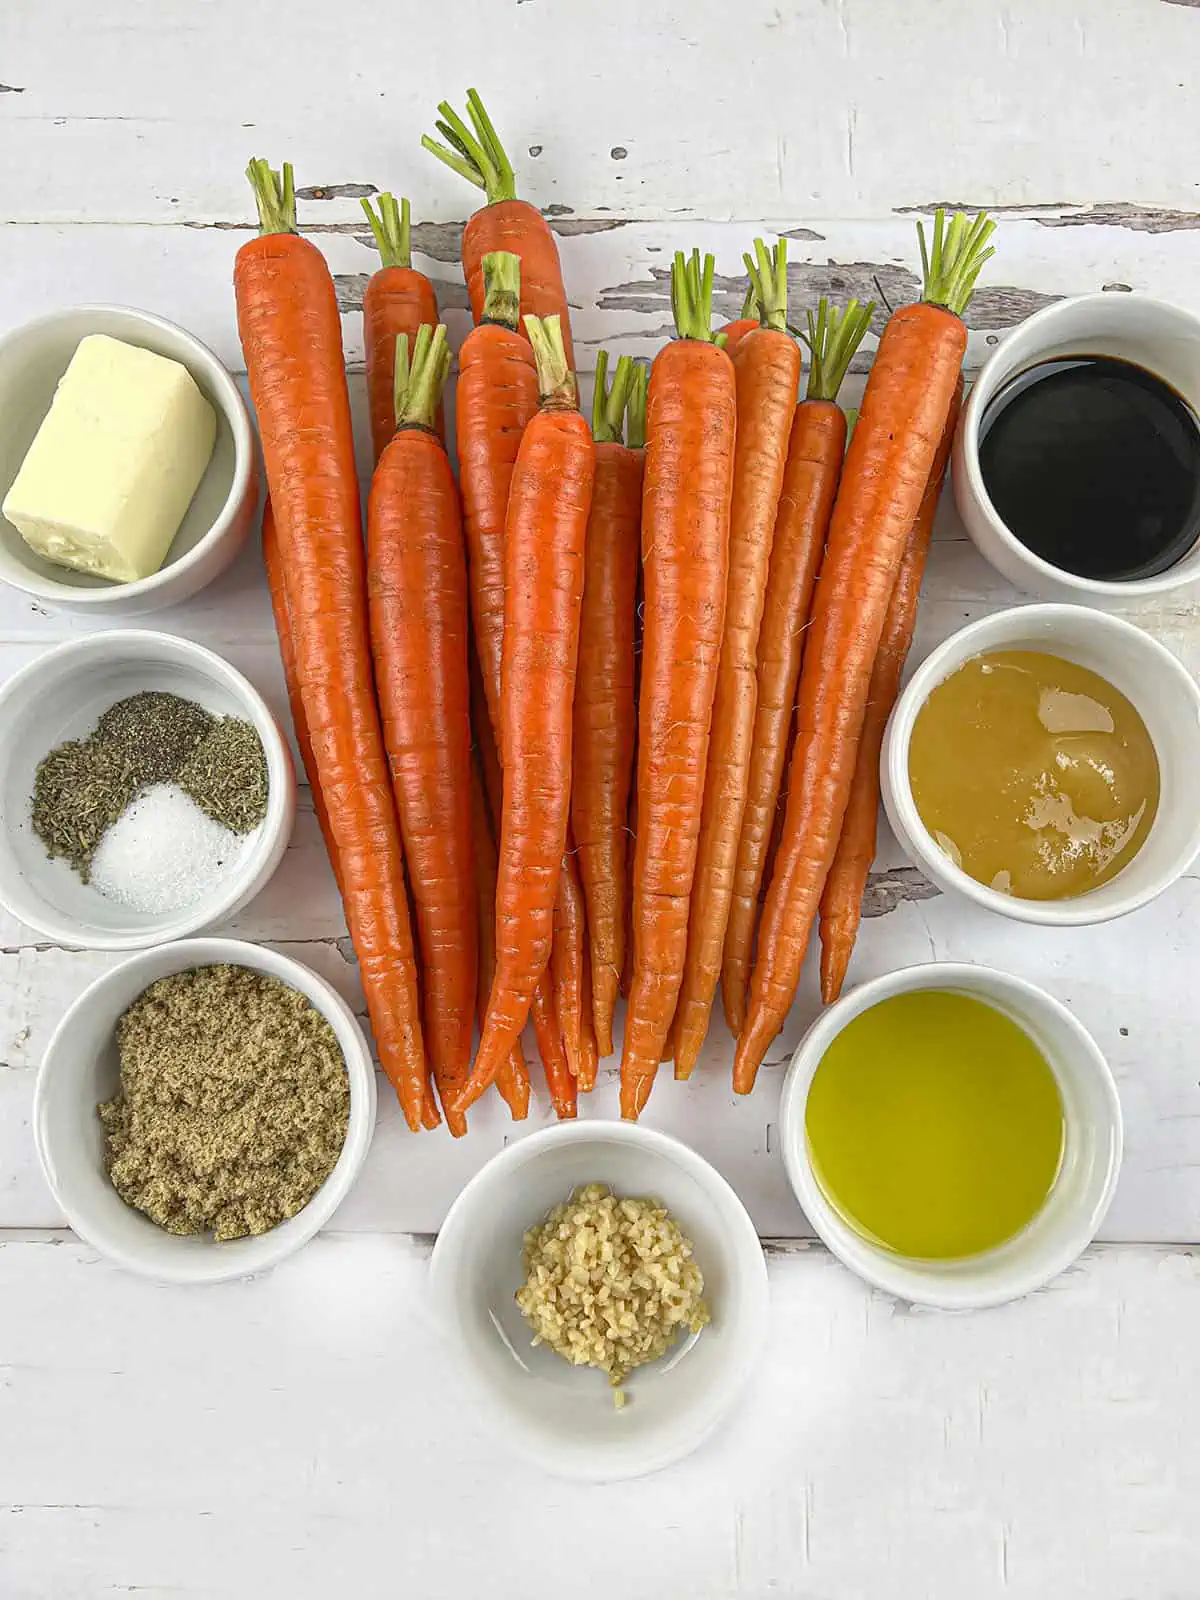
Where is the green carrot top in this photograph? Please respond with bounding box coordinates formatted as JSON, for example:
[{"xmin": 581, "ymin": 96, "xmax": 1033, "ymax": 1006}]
[
  {"xmin": 361, "ymin": 193, "xmax": 413, "ymax": 269},
  {"xmin": 394, "ymin": 324, "xmax": 451, "ymax": 433},
  {"xmin": 625, "ymin": 361, "xmax": 648, "ymax": 449},
  {"xmin": 480, "ymin": 250, "xmax": 522, "ymax": 331},
  {"xmin": 802, "ymin": 298, "xmax": 876, "ymax": 404},
  {"xmin": 591, "ymin": 350, "xmax": 634, "ymax": 443},
  {"xmin": 423, "ymin": 89, "xmax": 517, "ymax": 206},
  {"xmin": 524, "ymin": 314, "xmax": 577, "ymax": 410},
  {"xmin": 246, "ymin": 159, "xmax": 297, "ymax": 236},
  {"xmin": 919, "ymin": 208, "xmax": 995, "ymax": 318},
  {"xmin": 743, "ymin": 238, "xmax": 789, "ymax": 334},
  {"xmin": 671, "ymin": 250, "xmax": 722, "ymax": 344}
]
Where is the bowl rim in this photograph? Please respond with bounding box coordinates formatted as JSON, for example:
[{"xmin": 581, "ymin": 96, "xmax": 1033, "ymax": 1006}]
[
  {"xmin": 0, "ymin": 628, "xmax": 295, "ymax": 949},
  {"xmin": 955, "ymin": 290, "xmax": 1200, "ymax": 600},
  {"xmin": 881, "ymin": 602, "xmax": 1200, "ymax": 926},
  {"xmin": 428, "ymin": 1118, "xmax": 770, "ymax": 1482},
  {"xmin": 33, "ymin": 936, "xmax": 377, "ymax": 1285},
  {"xmin": 0, "ymin": 302, "xmax": 256, "ymax": 607},
  {"xmin": 778, "ymin": 961, "xmax": 1123, "ymax": 1310}
]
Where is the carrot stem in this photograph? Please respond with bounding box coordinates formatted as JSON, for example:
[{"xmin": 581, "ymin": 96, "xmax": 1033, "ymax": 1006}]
[
  {"xmin": 246, "ymin": 158, "xmax": 296, "ymax": 236},
  {"xmin": 625, "ymin": 362, "xmax": 648, "ymax": 450},
  {"xmin": 801, "ymin": 298, "xmax": 875, "ymax": 403},
  {"xmin": 422, "ymin": 88, "xmax": 518, "ymax": 206},
  {"xmin": 591, "ymin": 350, "xmax": 634, "ymax": 444},
  {"xmin": 393, "ymin": 324, "xmax": 450, "ymax": 431},
  {"xmin": 523, "ymin": 314, "xmax": 576, "ymax": 409},
  {"xmin": 919, "ymin": 208, "xmax": 996, "ymax": 315},
  {"xmin": 480, "ymin": 250, "xmax": 521, "ymax": 329},
  {"xmin": 671, "ymin": 249, "xmax": 721, "ymax": 343},
  {"xmin": 360, "ymin": 193, "xmax": 412, "ymax": 270},
  {"xmin": 742, "ymin": 238, "xmax": 788, "ymax": 333}
]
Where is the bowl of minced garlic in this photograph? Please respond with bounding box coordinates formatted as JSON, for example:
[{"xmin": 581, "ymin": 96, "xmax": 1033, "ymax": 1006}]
[
  {"xmin": 34, "ymin": 937, "xmax": 376, "ymax": 1284},
  {"xmin": 429, "ymin": 1122, "xmax": 769, "ymax": 1481}
]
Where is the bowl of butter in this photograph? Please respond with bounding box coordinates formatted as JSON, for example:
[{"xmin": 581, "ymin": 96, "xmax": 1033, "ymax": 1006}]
[{"xmin": 0, "ymin": 306, "xmax": 257, "ymax": 615}]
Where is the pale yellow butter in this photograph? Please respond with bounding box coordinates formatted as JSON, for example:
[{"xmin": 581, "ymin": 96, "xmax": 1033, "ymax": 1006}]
[{"xmin": 2, "ymin": 334, "xmax": 217, "ymax": 583}]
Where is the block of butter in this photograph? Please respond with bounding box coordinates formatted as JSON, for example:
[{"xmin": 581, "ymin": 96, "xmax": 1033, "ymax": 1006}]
[{"xmin": 2, "ymin": 333, "xmax": 217, "ymax": 583}]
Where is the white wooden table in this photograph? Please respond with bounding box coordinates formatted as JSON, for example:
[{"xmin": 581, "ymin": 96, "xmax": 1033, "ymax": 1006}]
[{"xmin": 3, "ymin": 3, "xmax": 1200, "ymax": 1595}]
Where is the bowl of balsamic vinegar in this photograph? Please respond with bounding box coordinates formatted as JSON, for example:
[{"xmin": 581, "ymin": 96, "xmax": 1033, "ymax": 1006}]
[{"xmin": 955, "ymin": 293, "xmax": 1200, "ymax": 603}]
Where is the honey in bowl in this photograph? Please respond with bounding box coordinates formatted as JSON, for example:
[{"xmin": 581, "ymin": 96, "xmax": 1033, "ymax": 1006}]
[
  {"xmin": 907, "ymin": 649, "xmax": 1159, "ymax": 900},
  {"xmin": 805, "ymin": 990, "xmax": 1064, "ymax": 1261}
]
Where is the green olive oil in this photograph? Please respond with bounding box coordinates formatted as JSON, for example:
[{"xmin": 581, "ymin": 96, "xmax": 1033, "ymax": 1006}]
[{"xmin": 805, "ymin": 990, "xmax": 1064, "ymax": 1260}]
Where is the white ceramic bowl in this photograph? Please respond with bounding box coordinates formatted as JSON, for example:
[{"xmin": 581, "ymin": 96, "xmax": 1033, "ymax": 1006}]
[
  {"xmin": 954, "ymin": 292, "xmax": 1200, "ymax": 605},
  {"xmin": 428, "ymin": 1120, "xmax": 769, "ymax": 1481},
  {"xmin": 0, "ymin": 305, "xmax": 257, "ymax": 615},
  {"xmin": 0, "ymin": 630, "xmax": 295, "ymax": 948},
  {"xmin": 882, "ymin": 603, "xmax": 1200, "ymax": 926},
  {"xmin": 780, "ymin": 963, "xmax": 1122, "ymax": 1309},
  {"xmin": 35, "ymin": 938, "xmax": 377, "ymax": 1285}
]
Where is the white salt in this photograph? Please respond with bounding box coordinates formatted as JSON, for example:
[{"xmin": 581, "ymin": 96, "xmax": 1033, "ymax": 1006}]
[{"xmin": 90, "ymin": 783, "xmax": 251, "ymax": 915}]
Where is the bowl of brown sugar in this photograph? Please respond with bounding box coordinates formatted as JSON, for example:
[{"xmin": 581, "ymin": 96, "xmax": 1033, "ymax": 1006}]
[{"xmin": 34, "ymin": 937, "xmax": 376, "ymax": 1283}]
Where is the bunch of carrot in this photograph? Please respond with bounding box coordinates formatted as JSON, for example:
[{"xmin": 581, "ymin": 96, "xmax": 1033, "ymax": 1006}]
[{"xmin": 236, "ymin": 90, "xmax": 994, "ymax": 1130}]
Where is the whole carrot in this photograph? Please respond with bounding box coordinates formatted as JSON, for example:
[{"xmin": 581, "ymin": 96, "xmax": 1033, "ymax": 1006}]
[
  {"xmin": 361, "ymin": 194, "xmax": 441, "ymax": 461},
  {"xmin": 621, "ymin": 251, "xmax": 737, "ymax": 1119},
  {"xmin": 735, "ymin": 210, "xmax": 994, "ymax": 1092},
  {"xmin": 423, "ymin": 90, "xmax": 574, "ymax": 369},
  {"xmin": 572, "ymin": 352, "xmax": 645, "ymax": 1056},
  {"xmin": 367, "ymin": 325, "xmax": 476, "ymax": 1133},
  {"xmin": 262, "ymin": 499, "xmax": 341, "ymax": 895},
  {"xmin": 819, "ymin": 376, "xmax": 963, "ymax": 1003},
  {"xmin": 237, "ymin": 160, "xmax": 436, "ymax": 1133},
  {"xmin": 470, "ymin": 758, "xmax": 531, "ymax": 1121},
  {"xmin": 674, "ymin": 241, "xmax": 801, "ymax": 1079},
  {"xmin": 455, "ymin": 315, "xmax": 595, "ymax": 1115},
  {"xmin": 721, "ymin": 298, "xmax": 873, "ymax": 1033},
  {"xmin": 456, "ymin": 251, "xmax": 539, "ymax": 740}
]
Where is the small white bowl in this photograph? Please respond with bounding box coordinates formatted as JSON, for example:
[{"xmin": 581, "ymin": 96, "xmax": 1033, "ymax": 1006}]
[
  {"xmin": 0, "ymin": 630, "xmax": 295, "ymax": 948},
  {"xmin": 428, "ymin": 1120, "xmax": 769, "ymax": 1481},
  {"xmin": 0, "ymin": 305, "xmax": 257, "ymax": 616},
  {"xmin": 954, "ymin": 292, "xmax": 1200, "ymax": 605},
  {"xmin": 881, "ymin": 603, "xmax": 1200, "ymax": 926},
  {"xmin": 35, "ymin": 938, "xmax": 377, "ymax": 1285},
  {"xmin": 780, "ymin": 963, "xmax": 1122, "ymax": 1309}
]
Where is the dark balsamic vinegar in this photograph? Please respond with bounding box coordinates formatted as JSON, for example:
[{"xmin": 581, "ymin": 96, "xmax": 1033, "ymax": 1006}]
[{"xmin": 978, "ymin": 355, "xmax": 1200, "ymax": 581}]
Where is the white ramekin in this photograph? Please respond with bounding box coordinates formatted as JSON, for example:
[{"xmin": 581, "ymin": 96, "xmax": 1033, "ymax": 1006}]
[
  {"xmin": 35, "ymin": 938, "xmax": 377, "ymax": 1285},
  {"xmin": 428, "ymin": 1120, "xmax": 770, "ymax": 1481},
  {"xmin": 779, "ymin": 963, "xmax": 1122, "ymax": 1310},
  {"xmin": 881, "ymin": 604, "xmax": 1200, "ymax": 927},
  {"xmin": 0, "ymin": 305, "xmax": 258, "ymax": 615},
  {"xmin": 954, "ymin": 292, "xmax": 1200, "ymax": 605},
  {"xmin": 0, "ymin": 630, "xmax": 295, "ymax": 948}
]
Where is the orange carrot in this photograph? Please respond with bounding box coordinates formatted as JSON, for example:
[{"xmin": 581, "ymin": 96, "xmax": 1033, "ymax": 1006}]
[
  {"xmin": 423, "ymin": 90, "xmax": 573, "ymax": 369},
  {"xmin": 578, "ymin": 940, "xmax": 600, "ymax": 1093},
  {"xmin": 819, "ymin": 376, "xmax": 963, "ymax": 1003},
  {"xmin": 572, "ymin": 352, "xmax": 645, "ymax": 1056},
  {"xmin": 552, "ymin": 837, "xmax": 587, "ymax": 1078},
  {"xmin": 470, "ymin": 758, "xmax": 530, "ymax": 1121},
  {"xmin": 367, "ymin": 326, "xmax": 476, "ymax": 1133},
  {"xmin": 456, "ymin": 251, "xmax": 539, "ymax": 740},
  {"xmin": 720, "ymin": 285, "xmax": 762, "ymax": 357},
  {"xmin": 621, "ymin": 251, "xmax": 737, "ymax": 1119},
  {"xmin": 674, "ymin": 241, "xmax": 801, "ymax": 1078},
  {"xmin": 262, "ymin": 498, "xmax": 341, "ymax": 895},
  {"xmin": 735, "ymin": 210, "xmax": 994, "ymax": 1092},
  {"xmin": 361, "ymin": 194, "xmax": 441, "ymax": 461},
  {"xmin": 455, "ymin": 316, "xmax": 595, "ymax": 1114},
  {"xmin": 237, "ymin": 159, "xmax": 436, "ymax": 1133},
  {"xmin": 721, "ymin": 298, "xmax": 873, "ymax": 1033}
]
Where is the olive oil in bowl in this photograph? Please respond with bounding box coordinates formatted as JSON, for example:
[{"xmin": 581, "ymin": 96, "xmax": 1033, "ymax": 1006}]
[{"xmin": 805, "ymin": 990, "xmax": 1064, "ymax": 1261}]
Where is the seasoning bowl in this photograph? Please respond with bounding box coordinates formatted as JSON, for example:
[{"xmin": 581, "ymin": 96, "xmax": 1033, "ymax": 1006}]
[
  {"xmin": 881, "ymin": 604, "xmax": 1200, "ymax": 927},
  {"xmin": 0, "ymin": 630, "xmax": 295, "ymax": 949},
  {"xmin": 35, "ymin": 937, "xmax": 376, "ymax": 1285},
  {"xmin": 0, "ymin": 305, "xmax": 257, "ymax": 615},
  {"xmin": 954, "ymin": 292, "xmax": 1200, "ymax": 606},
  {"xmin": 428, "ymin": 1120, "xmax": 769, "ymax": 1482},
  {"xmin": 779, "ymin": 963, "xmax": 1122, "ymax": 1310}
]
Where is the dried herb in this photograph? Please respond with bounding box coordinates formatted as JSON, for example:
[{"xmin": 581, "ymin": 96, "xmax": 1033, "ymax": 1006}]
[
  {"xmin": 99, "ymin": 964, "xmax": 349, "ymax": 1241},
  {"xmin": 95, "ymin": 691, "xmax": 214, "ymax": 787},
  {"xmin": 31, "ymin": 738, "xmax": 138, "ymax": 880},
  {"xmin": 178, "ymin": 717, "xmax": 269, "ymax": 834}
]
